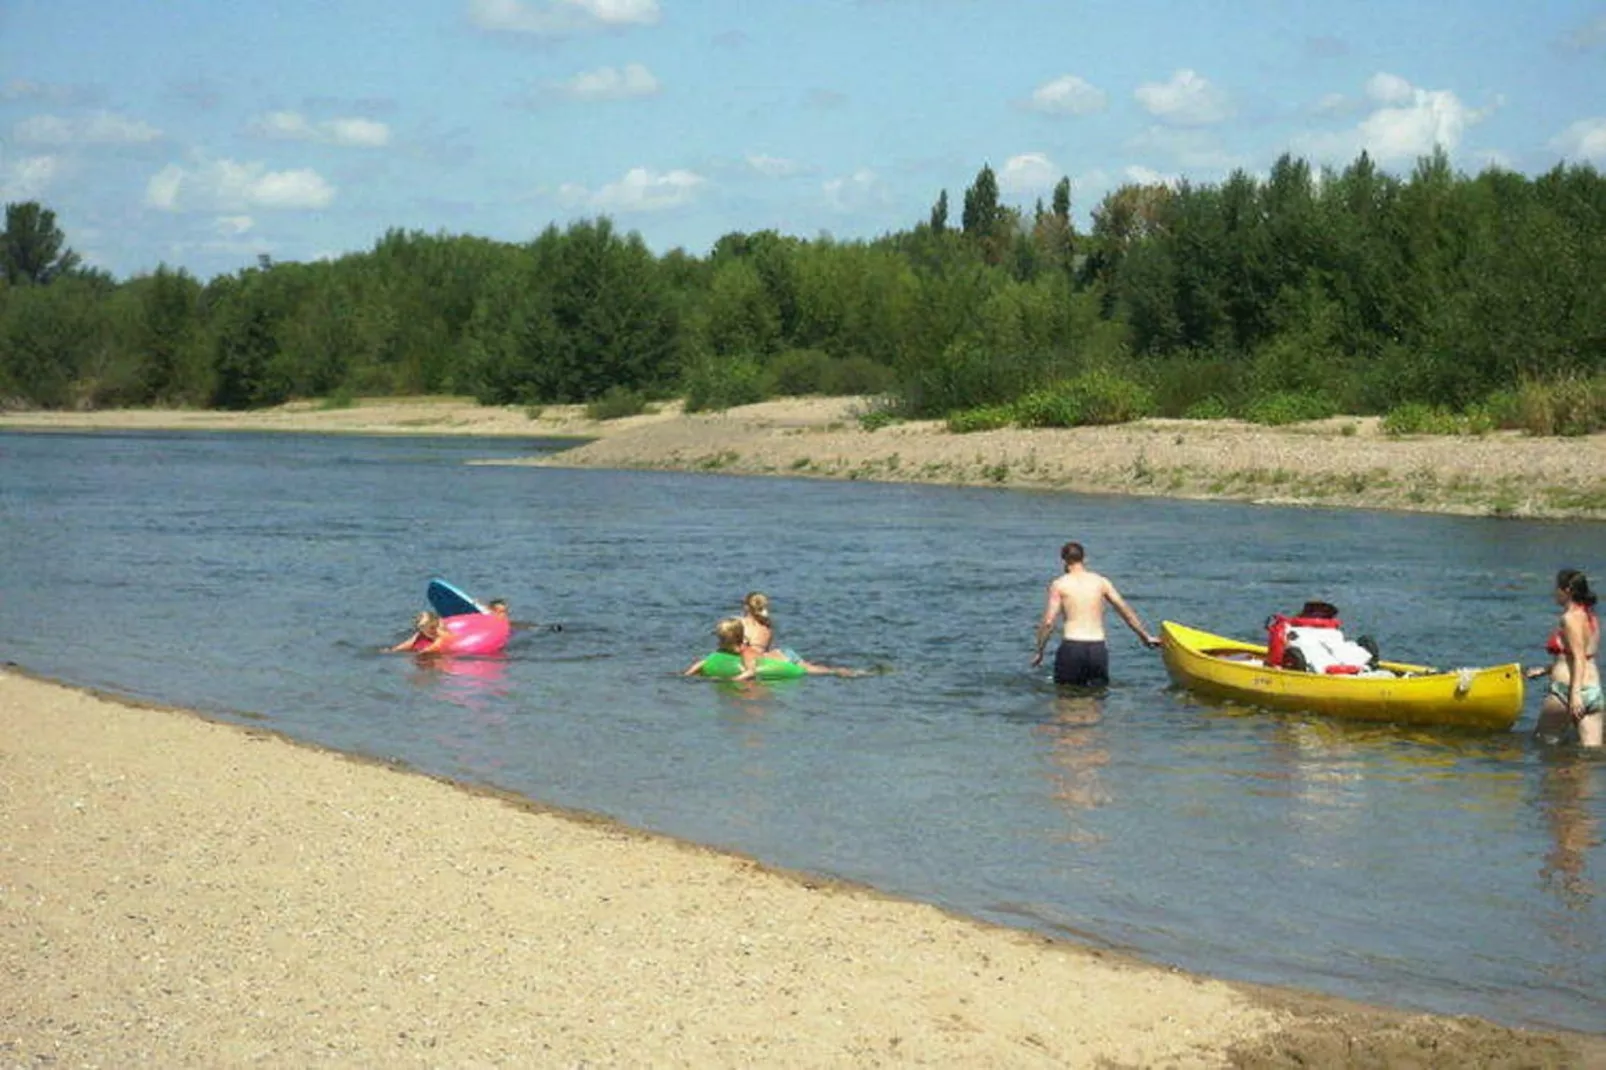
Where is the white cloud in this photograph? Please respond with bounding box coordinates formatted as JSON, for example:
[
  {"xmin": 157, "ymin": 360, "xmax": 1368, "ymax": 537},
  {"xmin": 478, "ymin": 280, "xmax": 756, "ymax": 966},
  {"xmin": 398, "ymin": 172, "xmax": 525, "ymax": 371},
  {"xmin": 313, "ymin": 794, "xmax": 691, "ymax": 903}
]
[
  {"xmin": 14, "ymin": 111, "xmax": 162, "ymax": 145},
  {"xmin": 0, "ymin": 154, "xmax": 60, "ymax": 200},
  {"xmin": 822, "ymin": 168, "xmax": 883, "ymax": 213},
  {"xmin": 746, "ymin": 153, "xmax": 799, "ymax": 178},
  {"xmin": 1124, "ymin": 164, "xmax": 1178, "ymax": 187},
  {"xmin": 1296, "ymin": 74, "xmax": 1488, "ymax": 165},
  {"xmin": 1312, "ymin": 92, "xmax": 1350, "ymax": 116},
  {"xmin": 558, "ymin": 166, "xmax": 704, "ymax": 212},
  {"xmin": 1364, "ymin": 72, "xmax": 1414, "ymax": 106},
  {"xmin": 250, "ymin": 111, "xmax": 391, "ymax": 147},
  {"xmin": 467, "ymin": 0, "xmax": 659, "ymax": 35},
  {"xmin": 998, "ymin": 152, "xmax": 1059, "ymax": 195},
  {"xmin": 213, "ymin": 215, "xmax": 255, "ymax": 237},
  {"xmin": 555, "ymin": 63, "xmax": 660, "ymax": 101},
  {"xmin": 1025, "ymin": 74, "xmax": 1106, "ymax": 116},
  {"xmin": 145, "ymin": 158, "xmax": 336, "ymax": 212},
  {"xmin": 1134, "ymin": 69, "xmax": 1232, "ymax": 126},
  {"xmin": 1551, "ymin": 117, "xmax": 1606, "ymax": 161},
  {"xmin": 1, "ymin": 79, "xmax": 91, "ymax": 104}
]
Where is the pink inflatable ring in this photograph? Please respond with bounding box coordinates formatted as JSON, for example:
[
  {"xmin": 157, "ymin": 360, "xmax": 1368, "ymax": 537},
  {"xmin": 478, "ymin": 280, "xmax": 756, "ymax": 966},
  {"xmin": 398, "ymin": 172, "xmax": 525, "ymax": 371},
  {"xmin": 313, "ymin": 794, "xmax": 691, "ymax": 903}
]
[{"xmin": 411, "ymin": 612, "xmax": 510, "ymax": 655}]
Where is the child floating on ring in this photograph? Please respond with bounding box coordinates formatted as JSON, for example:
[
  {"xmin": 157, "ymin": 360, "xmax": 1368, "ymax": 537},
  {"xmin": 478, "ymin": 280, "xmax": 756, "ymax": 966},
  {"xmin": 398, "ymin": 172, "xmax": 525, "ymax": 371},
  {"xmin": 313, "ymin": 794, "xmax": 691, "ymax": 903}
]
[{"xmin": 684, "ymin": 618, "xmax": 864, "ymax": 680}]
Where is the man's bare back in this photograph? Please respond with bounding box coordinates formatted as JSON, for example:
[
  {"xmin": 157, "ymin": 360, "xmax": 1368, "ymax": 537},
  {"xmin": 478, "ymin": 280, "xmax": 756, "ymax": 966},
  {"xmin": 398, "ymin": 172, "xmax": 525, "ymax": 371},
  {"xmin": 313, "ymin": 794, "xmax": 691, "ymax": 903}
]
[
  {"xmin": 1049, "ymin": 568, "xmax": 1119, "ymax": 641},
  {"xmin": 1032, "ymin": 542, "xmax": 1159, "ymax": 684}
]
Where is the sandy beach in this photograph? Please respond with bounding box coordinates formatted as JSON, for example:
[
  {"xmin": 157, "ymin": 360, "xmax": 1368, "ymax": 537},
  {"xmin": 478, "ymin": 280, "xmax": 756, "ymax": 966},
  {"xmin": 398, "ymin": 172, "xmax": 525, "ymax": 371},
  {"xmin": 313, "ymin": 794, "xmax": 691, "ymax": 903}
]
[
  {"xmin": 4, "ymin": 667, "xmax": 1602, "ymax": 1068},
  {"xmin": 4, "ymin": 395, "xmax": 1602, "ymax": 519}
]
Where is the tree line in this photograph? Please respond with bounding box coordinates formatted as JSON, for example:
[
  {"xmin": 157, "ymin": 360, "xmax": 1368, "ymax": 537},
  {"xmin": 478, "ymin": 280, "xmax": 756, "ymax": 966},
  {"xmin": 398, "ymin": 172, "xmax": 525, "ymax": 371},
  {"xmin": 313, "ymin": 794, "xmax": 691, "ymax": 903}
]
[{"xmin": 2, "ymin": 148, "xmax": 1603, "ymax": 432}]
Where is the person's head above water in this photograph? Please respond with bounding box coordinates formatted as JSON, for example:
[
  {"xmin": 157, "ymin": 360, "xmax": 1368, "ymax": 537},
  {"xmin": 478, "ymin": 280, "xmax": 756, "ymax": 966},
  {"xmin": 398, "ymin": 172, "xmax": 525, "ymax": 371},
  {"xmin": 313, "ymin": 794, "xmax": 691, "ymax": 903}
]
[
  {"xmin": 1060, "ymin": 541, "xmax": 1085, "ymax": 566},
  {"xmin": 486, "ymin": 598, "xmax": 509, "ymax": 617},
  {"xmin": 1557, "ymin": 568, "xmax": 1597, "ymax": 608},
  {"xmin": 743, "ymin": 592, "xmax": 771, "ymax": 624},
  {"xmin": 415, "ymin": 610, "xmax": 441, "ymax": 636},
  {"xmin": 714, "ymin": 617, "xmax": 747, "ymax": 652}
]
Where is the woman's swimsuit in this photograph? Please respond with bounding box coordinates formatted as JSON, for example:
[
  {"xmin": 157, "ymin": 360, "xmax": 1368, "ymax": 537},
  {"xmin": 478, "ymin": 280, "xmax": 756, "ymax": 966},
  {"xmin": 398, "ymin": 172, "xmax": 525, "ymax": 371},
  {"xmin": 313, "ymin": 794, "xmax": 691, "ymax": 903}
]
[
  {"xmin": 1549, "ymin": 680, "xmax": 1605, "ymax": 715},
  {"xmin": 1546, "ymin": 608, "xmax": 1601, "ymax": 716}
]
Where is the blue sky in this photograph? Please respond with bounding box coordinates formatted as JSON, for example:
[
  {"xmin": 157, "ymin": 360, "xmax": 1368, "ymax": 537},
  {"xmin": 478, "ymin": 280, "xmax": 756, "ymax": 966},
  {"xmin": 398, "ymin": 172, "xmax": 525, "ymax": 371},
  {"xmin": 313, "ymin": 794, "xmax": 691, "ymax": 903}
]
[{"xmin": 2, "ymin": 0, "xmax": 1603, "ymax": 280}]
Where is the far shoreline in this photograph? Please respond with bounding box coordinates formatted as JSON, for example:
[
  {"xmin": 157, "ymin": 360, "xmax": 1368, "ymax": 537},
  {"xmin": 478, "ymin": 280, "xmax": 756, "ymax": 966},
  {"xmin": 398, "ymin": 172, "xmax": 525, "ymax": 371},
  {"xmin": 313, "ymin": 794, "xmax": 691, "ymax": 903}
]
[{"xmin": 3, "ymin": 395, "xmax": 1603, "ymax": 521}]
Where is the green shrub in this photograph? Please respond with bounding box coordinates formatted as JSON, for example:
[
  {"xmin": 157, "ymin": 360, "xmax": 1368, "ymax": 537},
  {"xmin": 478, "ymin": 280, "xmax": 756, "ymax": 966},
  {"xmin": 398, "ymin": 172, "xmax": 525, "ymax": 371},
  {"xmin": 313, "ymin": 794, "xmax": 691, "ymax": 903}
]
[
  {"xmin": 1456, "ymin": 403, "xmax": 1496, "ymax": 436},
  {"xmin": 585, "ymin": 385, "xmax": 649, "ymax": 420},
  {"xmin": 1243, "ymin": 391, "xmax": 1337, "ymax": 426},
  {"xmin": 893, "ymin": 342, "xmax": 1050, "ymax": 418},
  {"xmin": 947, "ymin": 404, "xmax": 1015, "ymax": 433},
  {"xmin": 1146, "ymin": 353, "xmax": 1249, "ymax": 417},
  {"xmin": 319, "ymin": 387, "xmax": 356, "ymax": 410},
  {"xmin": 1478, "ymin": 389, "xmax": 1522, "ymax": 430},
  {"xmin": 682, "ymin": 354, "xmax": 771, "ymax": 413},
  {"xmin": 1012, "ymin": 387, "xmax": 1081, "ymax": 428},
  {"xmin": 1071, "ymin": 369, "xmax": 1155, "ymax": 425},
  {"xmin": 857, "ymin": 403, "xmax": 900, "ymax": 431},
  {"xmin": 1181, "ymin": 396, "xmax": 1232, "ymax": 420},
  {"xmin": 1011, "ymin": 370, "xmax": 1155, "ymax": 428},
  {"xmin": 828, "ymin": 354, "xmax": 895, "ymax": 396},
  {"xmin": 1512, "ymin": 375, "xmax": 1606, "ymax": 436},
  {"xmin": 767, "ymin": 349, "xmax": 835, "ymax": 397},
  {"xmin": 1382, "ymin": 402, "xmax": 1461, "ymax": 436}
]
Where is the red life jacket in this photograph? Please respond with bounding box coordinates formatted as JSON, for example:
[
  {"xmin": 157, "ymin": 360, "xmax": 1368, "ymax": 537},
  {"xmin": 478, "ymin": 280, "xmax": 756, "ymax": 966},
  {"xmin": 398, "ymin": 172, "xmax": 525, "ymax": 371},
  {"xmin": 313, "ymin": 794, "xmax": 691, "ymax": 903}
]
[{"xmin": 1265, "ymin": 613, "xmax": 1343, "ymax": 669}]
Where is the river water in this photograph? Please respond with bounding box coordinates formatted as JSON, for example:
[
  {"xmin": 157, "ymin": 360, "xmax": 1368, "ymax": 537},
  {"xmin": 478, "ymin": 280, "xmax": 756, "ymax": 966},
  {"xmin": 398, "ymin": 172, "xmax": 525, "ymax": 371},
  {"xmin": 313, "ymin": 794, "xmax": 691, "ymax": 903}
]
[{"xmin": 1, "ymin": 429, "xmax": 1601, "ymax": 1033}]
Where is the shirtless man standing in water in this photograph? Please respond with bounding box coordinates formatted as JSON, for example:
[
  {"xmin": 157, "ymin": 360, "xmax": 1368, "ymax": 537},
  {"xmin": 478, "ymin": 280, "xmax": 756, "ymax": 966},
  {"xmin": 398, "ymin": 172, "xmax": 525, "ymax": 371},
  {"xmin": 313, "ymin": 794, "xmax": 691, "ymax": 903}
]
[{"xmin": 1031, "ymin": 541, "xmax": 1161, "ymax": 687}]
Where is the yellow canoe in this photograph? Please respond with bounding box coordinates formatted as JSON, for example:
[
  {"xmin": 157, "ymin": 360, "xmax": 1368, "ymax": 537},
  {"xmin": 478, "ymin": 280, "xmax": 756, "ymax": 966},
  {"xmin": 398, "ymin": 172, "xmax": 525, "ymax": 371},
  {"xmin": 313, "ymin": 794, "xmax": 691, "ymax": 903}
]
[{"xmin": 1160, "ymin": 620, "xmax": 1524, "ymax": 731}]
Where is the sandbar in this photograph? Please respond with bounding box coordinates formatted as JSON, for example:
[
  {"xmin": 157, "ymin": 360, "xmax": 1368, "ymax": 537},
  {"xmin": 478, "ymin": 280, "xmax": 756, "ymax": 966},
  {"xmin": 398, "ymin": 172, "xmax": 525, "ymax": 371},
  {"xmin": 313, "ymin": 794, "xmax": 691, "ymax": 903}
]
[{"xmin": 3, "ymin": 395, "xmax": 1601, "ymax": 519}]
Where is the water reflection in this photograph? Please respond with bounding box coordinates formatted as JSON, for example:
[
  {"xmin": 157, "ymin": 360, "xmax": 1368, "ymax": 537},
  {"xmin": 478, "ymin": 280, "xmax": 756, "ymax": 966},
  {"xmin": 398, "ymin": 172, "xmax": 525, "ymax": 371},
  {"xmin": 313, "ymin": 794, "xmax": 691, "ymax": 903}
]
[
  {"xmin": 1537, "ymin": 756, "xmax": 1599, "ymax": 911},
  {"xmin": 406, "ymin": 655, "xmax": 511, "ymax": 712},
  {"xmin": 1038, "ymin": 693, "xmax": 1111, "ymax": 842}
]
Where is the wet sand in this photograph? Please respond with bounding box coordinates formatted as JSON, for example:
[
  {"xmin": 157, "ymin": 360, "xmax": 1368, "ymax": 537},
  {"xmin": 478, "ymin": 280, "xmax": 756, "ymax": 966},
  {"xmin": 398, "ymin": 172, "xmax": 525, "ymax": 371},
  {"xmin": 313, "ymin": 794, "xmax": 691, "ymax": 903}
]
[
  {"xmin": 5, "ymin": 395, "xmax": 1602, "ymax": 519},
  {"xmin": 4, "ymin": 667, "xmax": 1601, "ymax": 1068}
]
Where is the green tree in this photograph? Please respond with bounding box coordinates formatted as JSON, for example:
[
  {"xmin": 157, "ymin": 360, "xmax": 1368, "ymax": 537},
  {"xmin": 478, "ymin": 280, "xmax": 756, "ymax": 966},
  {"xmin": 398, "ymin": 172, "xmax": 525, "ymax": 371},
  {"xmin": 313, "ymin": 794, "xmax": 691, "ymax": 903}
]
[{"xmin": 2, "ymin": 201, "xmax": 81, "ymax": 286}]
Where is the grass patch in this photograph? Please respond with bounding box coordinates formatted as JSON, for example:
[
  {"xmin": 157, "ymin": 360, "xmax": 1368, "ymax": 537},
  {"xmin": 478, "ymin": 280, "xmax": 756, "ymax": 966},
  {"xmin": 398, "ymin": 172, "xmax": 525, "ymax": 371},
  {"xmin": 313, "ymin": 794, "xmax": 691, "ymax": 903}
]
[
  {"xmin": 584, "ymin": 386, "xmax": 650, "ymax": 421},
  {"xmin": 947, "ymin": 404, "xmax": 1015, "ymax": 433}
]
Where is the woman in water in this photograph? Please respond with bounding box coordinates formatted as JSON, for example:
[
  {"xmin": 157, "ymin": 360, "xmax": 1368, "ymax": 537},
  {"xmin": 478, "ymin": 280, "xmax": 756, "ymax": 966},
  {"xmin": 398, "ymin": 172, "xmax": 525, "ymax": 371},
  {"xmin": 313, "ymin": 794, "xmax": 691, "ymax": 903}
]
[
  {"xmin": 739, "ymin": 591, "xmax": 854, "ymax": 675},
  {"xmin": 686, "ymin": 617, "xmax": 863, "ymax": 679},
  {"xmin": 389, "ymin": 610, "xmax": 450, "ymax": 655},
  {"xmin": 1527, "ymin": 569, "xmax": 1601, "ymax": 745}
]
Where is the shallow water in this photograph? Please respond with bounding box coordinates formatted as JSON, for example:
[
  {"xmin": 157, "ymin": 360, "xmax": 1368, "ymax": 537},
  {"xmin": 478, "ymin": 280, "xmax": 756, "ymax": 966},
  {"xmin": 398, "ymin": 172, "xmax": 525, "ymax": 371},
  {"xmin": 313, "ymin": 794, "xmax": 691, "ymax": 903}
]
[{"xmin": 1, "ymin": 429, "xmax": 1601, "ymax": 1033}]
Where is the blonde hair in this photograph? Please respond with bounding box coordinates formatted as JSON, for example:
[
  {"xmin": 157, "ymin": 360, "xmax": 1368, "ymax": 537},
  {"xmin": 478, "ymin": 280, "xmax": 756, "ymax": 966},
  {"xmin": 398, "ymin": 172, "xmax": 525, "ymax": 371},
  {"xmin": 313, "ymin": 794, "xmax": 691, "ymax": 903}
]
[
  {"xmin": 743, "ymin": 592, "xmax": 771, "ymax": 624},
  {"xmin": 714, "ymin": 617, "xmax": 746, "ymax": 652},
  {"xmin": 416, "ymin": 611, "xmax": 442, "ymax": 635}
]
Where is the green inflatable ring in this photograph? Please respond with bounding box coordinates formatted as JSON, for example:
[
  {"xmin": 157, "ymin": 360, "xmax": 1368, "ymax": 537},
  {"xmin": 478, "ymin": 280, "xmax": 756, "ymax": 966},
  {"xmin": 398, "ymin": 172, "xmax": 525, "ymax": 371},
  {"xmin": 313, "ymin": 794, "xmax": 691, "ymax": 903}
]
[{"xmin": 698, "ymin": 651, "xmax": 807, "ymax": 680}]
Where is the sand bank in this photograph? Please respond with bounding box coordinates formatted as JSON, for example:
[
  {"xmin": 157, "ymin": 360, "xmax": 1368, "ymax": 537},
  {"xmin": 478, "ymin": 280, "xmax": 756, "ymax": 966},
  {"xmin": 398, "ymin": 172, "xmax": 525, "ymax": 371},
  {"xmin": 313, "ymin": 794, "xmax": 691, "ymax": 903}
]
[
  {"xmin": 4, "ymin": 395, "xmax": 1602, "ymax": 519},
  {"xmin": 3, "ymin": 668, "xmax": 1600, "ymax": 1068}
]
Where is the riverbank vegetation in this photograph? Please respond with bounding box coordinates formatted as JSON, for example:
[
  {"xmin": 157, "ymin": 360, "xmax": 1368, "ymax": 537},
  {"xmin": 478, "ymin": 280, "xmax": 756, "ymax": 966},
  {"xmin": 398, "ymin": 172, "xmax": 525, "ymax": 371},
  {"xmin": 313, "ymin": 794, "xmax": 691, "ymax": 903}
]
[{"xmin": 2, "ymin": 149, "xmax": 1603, "ymax": 435}]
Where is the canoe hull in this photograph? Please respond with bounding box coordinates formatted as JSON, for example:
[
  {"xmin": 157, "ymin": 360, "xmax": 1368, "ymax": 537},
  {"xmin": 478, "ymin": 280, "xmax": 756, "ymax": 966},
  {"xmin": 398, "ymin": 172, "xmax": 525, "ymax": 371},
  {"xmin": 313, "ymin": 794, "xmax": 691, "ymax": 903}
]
[{"xmin": 1160, "ymin": 621, "xmax": 1523, "ymax": 731}]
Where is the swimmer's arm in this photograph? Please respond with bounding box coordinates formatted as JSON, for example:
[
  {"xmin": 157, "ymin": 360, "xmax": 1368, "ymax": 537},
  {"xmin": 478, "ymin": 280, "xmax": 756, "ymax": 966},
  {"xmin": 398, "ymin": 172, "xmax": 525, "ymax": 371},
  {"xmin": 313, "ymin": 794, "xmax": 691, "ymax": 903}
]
[
  {"xmin": 1564, "ymin": 614, "xmax": 1589, "ymax": 716},
  {"xmin": 1032, "ymin": 585, "xmax": 1061, "ymax": 665},
  {"xmin": 683, "ymin": 658, "xmax": 707, "ymax": 677},
  {"xmin": 1106, "ymin": 582, "xmax": 1160, "ymax": 648},
  {"xmin": 387, "ymin": 632, "xmax": 420, "ymax": 652}
]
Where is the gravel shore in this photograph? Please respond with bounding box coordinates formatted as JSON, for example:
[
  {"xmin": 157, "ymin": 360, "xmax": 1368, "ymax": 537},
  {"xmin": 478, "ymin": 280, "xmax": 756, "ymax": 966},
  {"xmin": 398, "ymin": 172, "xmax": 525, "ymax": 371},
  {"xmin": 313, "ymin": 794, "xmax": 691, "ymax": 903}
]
[{"xmin": 5, "ymin": 668, "xmax": 1602, "ymax": 1068}]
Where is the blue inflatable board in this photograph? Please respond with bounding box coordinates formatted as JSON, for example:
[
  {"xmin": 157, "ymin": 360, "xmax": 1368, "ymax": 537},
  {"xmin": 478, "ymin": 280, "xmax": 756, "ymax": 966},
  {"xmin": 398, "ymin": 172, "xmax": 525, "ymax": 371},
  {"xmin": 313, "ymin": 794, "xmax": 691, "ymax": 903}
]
[{"xmin": 427, "ymin": 577, "xmax": 484, "ymax": 618}]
